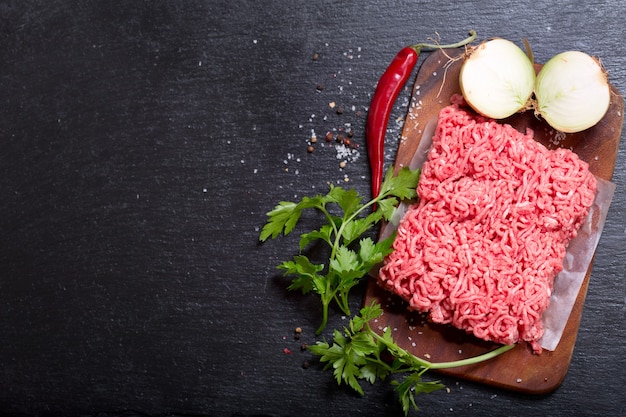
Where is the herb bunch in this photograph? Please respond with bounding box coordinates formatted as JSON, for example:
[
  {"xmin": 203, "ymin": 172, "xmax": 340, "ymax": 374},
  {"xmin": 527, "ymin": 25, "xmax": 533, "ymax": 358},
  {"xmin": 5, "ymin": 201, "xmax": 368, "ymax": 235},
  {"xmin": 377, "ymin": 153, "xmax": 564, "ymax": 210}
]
[
  {"xmin": 260, "ymin": 166, "xmax": 420, "ymax": 334},
  {"xmin": 260, "ymin": 165, "xmax": 514, "ymax": 414},
  {"xmin": 310, "ymin": 302, "xmax": 515, "ymax": 415}
]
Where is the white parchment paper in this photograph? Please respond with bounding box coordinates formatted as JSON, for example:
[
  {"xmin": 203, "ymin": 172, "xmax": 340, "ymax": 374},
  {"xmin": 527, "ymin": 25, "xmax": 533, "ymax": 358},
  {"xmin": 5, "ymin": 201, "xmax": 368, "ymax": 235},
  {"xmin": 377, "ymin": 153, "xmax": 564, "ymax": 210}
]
[{"xmin": 539, "ymin": 177, "xmax": 615, "ymax": 350}]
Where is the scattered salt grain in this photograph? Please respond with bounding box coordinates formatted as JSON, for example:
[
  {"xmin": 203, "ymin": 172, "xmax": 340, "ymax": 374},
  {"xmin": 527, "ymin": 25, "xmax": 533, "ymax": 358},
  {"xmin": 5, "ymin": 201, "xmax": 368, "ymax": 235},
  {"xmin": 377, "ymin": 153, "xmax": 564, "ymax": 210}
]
[{"xmin": 334, "ymin": 143, "xmax": 360, "ymax": 163}]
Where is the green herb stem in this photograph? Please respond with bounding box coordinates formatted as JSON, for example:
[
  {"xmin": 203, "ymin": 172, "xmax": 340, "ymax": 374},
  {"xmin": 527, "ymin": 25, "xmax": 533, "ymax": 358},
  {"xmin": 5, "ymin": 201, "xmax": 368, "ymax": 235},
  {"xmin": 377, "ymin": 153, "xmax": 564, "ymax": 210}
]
[
  {"xmin": 426, "ymin": 344, "xmax": 516, "ymax": 369},
  {"xmin": 366, "ymin": 321, "xmax": 515, "ymax": 370},
  {"xmin": 317, "ymin": 290, "xmax": 332, "ymax": 335}
]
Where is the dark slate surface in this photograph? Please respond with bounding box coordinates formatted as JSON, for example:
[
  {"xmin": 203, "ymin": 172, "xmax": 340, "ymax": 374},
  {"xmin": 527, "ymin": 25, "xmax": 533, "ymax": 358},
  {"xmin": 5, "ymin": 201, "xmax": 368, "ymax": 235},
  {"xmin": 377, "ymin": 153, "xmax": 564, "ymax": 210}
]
[{"xmin": 0, "ymin": 1, "xmax": 624, "ymax": 416}]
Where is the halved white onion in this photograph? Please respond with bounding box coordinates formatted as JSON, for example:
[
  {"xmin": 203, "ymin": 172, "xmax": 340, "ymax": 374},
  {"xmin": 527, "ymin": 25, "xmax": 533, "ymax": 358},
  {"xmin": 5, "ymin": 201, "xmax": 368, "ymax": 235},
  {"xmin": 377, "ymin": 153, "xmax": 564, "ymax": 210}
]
[
  {"xmin": 535, "ymin": 51, "xmax": 610, "ymax": 133},
  {"xmin": 459, "ymin": 38, "xmax": 536, "ymax": 119}
]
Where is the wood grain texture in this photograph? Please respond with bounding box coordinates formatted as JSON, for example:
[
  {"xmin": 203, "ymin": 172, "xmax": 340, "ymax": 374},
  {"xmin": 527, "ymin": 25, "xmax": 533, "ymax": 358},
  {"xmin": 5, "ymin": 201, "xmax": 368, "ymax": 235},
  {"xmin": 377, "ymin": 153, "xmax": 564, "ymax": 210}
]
[{"xmin": 364, "ymin": 48, "xmax": 624, "ymax": 395}]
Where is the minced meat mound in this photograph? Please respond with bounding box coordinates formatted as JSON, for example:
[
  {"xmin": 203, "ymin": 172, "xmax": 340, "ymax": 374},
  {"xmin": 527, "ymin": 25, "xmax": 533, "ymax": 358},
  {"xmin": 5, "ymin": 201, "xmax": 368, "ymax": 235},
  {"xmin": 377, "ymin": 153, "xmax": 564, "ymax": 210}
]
[{"xmin": 378, "ymin": 100, "xmax": 597, "ymax": 353}]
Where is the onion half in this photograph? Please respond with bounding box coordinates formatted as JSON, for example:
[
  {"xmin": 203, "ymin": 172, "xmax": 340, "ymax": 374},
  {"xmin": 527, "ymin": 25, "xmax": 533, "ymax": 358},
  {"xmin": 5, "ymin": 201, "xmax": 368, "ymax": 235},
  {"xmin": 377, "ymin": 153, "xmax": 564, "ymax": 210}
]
[
  {"xmin": 535, "ymin": 51, "xmax": 610, "ymax": 133},
  {"xmin": 459, "ymin": 38, "xmax": 535, "ymax": 119}
]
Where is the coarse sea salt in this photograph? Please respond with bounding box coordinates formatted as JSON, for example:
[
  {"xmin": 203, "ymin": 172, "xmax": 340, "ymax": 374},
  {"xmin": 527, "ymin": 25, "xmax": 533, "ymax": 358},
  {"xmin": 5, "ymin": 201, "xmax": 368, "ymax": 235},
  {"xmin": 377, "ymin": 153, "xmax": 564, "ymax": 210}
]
[{"xmin": 334, "ymin": 143, "xmax": 360, "ymax": 163}]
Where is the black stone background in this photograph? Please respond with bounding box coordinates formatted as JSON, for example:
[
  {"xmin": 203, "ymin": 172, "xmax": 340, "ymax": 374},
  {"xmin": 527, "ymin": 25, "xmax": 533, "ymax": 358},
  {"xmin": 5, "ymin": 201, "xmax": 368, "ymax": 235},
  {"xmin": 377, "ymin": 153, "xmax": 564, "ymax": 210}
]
[{"xmin": 1, "ymin": 1, "xmax": 624, "ymax": 416}]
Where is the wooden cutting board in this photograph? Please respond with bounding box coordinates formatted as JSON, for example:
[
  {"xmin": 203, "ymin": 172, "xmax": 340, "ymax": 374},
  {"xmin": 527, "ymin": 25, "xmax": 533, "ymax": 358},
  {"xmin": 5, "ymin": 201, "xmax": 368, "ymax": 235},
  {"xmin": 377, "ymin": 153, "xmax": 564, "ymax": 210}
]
[{"xmin": 363, "ymin": 48, "xmax": 624, "ymax": 394}]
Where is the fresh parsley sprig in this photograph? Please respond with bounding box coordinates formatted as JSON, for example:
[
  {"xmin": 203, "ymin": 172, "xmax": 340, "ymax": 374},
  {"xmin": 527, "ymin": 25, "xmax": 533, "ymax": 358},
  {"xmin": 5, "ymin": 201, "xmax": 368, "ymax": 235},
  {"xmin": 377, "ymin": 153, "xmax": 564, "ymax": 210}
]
[
  {"xmin": 261, "ymin": 165, "xmax": 515, "ymax": 414},
  {"xmin": 309, "ymin": 302, "xmax": 515, "ymax": 416},
  {"xmin": 260, "ymin": 166, "xmax": 420, "ymax": 334}
]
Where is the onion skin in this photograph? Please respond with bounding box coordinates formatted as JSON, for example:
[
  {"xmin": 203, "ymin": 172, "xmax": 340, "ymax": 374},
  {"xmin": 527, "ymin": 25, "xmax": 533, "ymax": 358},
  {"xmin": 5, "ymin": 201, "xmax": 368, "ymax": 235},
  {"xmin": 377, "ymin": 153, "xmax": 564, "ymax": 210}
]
[
  {"xmin": 535, "ymin": 51, "xmax": 610, "ymax": 133},
  {"xmin": 459, "ymin": 38, "xmax": 535, "ymax": 119}
]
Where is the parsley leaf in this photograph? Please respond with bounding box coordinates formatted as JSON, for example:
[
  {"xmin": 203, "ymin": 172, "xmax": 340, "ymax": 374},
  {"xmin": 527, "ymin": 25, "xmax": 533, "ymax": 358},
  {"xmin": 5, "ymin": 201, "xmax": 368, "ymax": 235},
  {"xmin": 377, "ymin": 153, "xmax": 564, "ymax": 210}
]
[
  {"xmin": 393, "ymin": 372, "xmax": 444, "ymax": 415},
  {"xmin": 260, "ymin": 166, "xmax": 420, "ymax": 334},
  {"xmin": 380, "ymin": 166, "xmax": 420, "ymax": 200},
  {"xmin": 308, "ymin": 303, "xmax": 515, "ymax": 416},
  {"xmin": 278, "ymin": 256, "xmax": 324, "ymax": 294}
]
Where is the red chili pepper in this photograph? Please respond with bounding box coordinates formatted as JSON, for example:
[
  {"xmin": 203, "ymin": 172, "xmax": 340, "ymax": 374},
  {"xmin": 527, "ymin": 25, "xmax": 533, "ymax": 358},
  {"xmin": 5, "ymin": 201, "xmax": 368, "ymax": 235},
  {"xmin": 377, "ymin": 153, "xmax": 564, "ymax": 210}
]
[
  {"xmin": 365, "ymin": 31, "xmax": 477, "ymax": 207},
  {"xmin": 366, "ymin": 46, "xmax": 419, "ymax": 204}
]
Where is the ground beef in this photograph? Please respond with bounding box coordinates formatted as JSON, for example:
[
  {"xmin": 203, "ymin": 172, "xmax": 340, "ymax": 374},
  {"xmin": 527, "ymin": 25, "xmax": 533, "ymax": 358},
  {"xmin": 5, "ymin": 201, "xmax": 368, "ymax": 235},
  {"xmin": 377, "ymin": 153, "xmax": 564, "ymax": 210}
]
[{"xmin": 378, "ymin": 100, "xmax": 597, "ymax": 353}]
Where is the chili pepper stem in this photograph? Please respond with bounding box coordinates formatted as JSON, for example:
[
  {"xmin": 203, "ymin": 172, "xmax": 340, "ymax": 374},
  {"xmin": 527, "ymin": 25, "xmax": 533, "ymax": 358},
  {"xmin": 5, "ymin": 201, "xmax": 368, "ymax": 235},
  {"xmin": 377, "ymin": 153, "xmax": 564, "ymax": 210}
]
[{"xmin": 409, "ymin": 30, "xmax": 477, "ymax": 54}]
